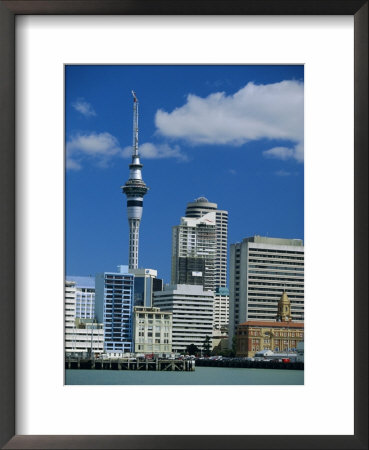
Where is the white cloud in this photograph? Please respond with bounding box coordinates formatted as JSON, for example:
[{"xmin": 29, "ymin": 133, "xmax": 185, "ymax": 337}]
[
  {"xmin": 155, "ymin": 80, "xmax": 304, "ymax": 162},
  {"xmin": 72, "ymin": 98, "xmax": 96, "ymax": 117},
  {"xmin": 66, "ymin": 133, "xmax": 187, "ymax": 170},
  {"xmin": 275, "ymin": 169, "xmax": 292, "ymax": 177},
  {"xmin": 66, "ymin": 158, "xmax": 82, "ymax": 171},
  {"xmin": 263, "ymin": 142, "xmax": 304, "ymax": 163},
  {"xmin": 122, "ymin": 142, "xmax": 187, "ymax": 161},
  {"xmin": 66, "ymin": 132, "xmax": 121, "ymax": 169}
]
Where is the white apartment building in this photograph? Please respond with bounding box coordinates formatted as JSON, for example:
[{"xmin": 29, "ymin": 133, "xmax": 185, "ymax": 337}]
[
  {"xmin": 153, "ymin": 284, "xmax": 214, "ymax": 353},
  {"xmin": 171, "ymin": 212, "xmax": 217, "ymax": 292},
  {"xmin": 228, "ymin": 236, "xmax": 304, "ymax": 344},
  {"xmin": 66, "ymin": 275, "xmax": 95, "ymax": 319},
  {"xmin": 185, "ymin": 197, "xmax": 228, "ymax": 289},
  {"xmin": 213, "ymin": 287, "xmax": 229, "ymax": 330},
  {"xmin": 132, "ymin": 306, "xmax": 172, "ymax": 354},
  {"xmin": 64, "ymin": 280, "xmax": 104, "ymax": 355}
]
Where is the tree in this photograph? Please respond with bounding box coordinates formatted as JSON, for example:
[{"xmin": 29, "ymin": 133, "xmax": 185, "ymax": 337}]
[
  {"xmin": 186, "ymin": 344, "xmax": 200, "ymax": 355},
  {"xmin": 203, "ymin": 335, "xmax": 211, "ymax": 357}
]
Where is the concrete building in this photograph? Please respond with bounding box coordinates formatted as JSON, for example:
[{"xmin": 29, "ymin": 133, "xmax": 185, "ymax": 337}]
[
  {"xmin": 95, "ymin": 265, "xmax": 134, "ymax": 354},
  {"xmin": 153, "ymin": 284, "xmax": 214, "ymax": 353},
  {"xmin": 212, "ymin": 327, "xmax": 228, "ymax": 352},
  {"xmin": 185, "ymin": 197, "xmax": 228, "ymax": 289},
  {"xmin": 132, "ymin": 306, "xmax": 172, "ymax": 354},
  {"xmin": 66, "ymin": 275, "xmax": 95, "ymax": 319},
  {"xmin": 128, "ymin": 268, "xmax": 163, "ymax": 307},
  {"xmin": 121, "ymin": 92, "xmax": 149, "ymax": 269},
  {"xmin": 236, "ymin": 291, "xmax": 304, "ymax": 357},
  {"xmin": 171, "ymin": 212, "xmax": 217, "ymax": 292},
  {"xmin": 64, "ymin": 280, "xmax": 104, "ymax": 355},
  {"xmin": 229, "ymin": 236, "xmax": 304, "ymax": 344},
  {"xmin": 213, "ymin": 287, "xmax": 229, "ymax": 330}
]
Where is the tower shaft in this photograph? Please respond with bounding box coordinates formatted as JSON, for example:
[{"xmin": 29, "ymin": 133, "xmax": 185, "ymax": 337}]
[{"xmin": 122, "ymin": 92, "xmax": 149, "ymax": 269}]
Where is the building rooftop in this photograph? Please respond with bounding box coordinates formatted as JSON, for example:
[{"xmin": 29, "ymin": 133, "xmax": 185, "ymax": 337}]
[
  {"xmin": 244, "ymin": 236, "xmax": 304, "ymax": 246},
  {"xmin": 66, "ymin": 276, "xmax": 95, "ymax": 288},
  {"xmin": 238, "ymin": 321, "xmax": 304, "ymax": 329}
]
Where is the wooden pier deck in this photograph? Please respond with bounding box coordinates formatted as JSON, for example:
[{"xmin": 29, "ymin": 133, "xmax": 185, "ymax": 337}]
[{"xmin": 66, "ymin": 357, "xmax": 195, "ymax": 371}]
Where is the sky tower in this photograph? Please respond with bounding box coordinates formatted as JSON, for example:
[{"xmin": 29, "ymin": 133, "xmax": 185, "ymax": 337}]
[{"xmin": 122, "ymin": 91, "xmax": 149, "ymax": 269}]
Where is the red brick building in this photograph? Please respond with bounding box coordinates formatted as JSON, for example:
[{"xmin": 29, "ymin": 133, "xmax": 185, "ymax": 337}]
[{"xmin": 236, "ymin": 291, "xmax": 304, "ymax": 357}]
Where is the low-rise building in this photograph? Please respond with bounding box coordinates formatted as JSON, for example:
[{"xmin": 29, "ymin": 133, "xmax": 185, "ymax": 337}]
[
  {"xmin": 65, "ymin": 280, "xmax": 103, "ymax": 355},
  {"xmin": 65, "ymin": 319, "xmax": 104, "ymax": 355},
  {"xmin": 132, "ymin": 306, "xmax": 172, "ymax": 354},
  {"xmin": 236, "ymin": 291, "xmax": 304, "ymax": 357}
]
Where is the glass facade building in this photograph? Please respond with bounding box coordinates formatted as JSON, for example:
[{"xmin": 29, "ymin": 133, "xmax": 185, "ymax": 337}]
[{"xmin": 95, "ymin": 265, "xmax": 134, "ymax": 354}]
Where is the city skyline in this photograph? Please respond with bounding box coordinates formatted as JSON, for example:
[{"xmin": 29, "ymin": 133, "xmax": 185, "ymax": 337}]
[{"xmin": 66, "ymin": 65, "xmax": 304, "ymax": 283}]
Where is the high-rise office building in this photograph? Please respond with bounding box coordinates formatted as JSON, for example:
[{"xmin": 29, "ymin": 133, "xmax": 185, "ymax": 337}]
[
  {"xmin": 228, "ymin": 236, "xmax": 304, "ymax": 344},
  {"xmin": 213, "ymin": 287, "xmax": 229, "ymax": 330},
  {"xmin": 95, "ymin": 265, "xmax": 134, "ymax": 354},
  {"xmin": 129, "ymin": 268, "xmax": 163, "ymax": 307},
  {"xmin": 153, "ymin": 284, "xmax": 214, "ymax": 353},
  {"xmin": 122, "ymin": 92, "xmax": 149, "ymax": 269},
  {"xmin": 66, "ymin": 276, "xmax": 95, "ymax": 319},
  {"xmin": 171, "ymin": 212, "xmax": 217, "ymax": 291},
  {"xmin": 185, "ymin": 197, "xmax": 228, "ymax": 289}
]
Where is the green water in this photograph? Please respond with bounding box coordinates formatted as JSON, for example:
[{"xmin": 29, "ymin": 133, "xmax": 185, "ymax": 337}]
[{"xmin": 66, "ymin": 366, "xmax": 303, "ymax": 385}]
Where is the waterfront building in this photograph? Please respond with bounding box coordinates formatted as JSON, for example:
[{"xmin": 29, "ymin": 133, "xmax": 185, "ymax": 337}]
[
  {"xmin": 153, "ymin": 284, "xmax": 214, "ymax": 353},
  {"xmin": 235, "ymin": 291, "xmax": 304, "ymax": 357},
  {"xmin": 213, "ymin": 287, "xmax": 229, "ymax": 329},
  {"xmin": 212, "ymin": 327, "xmax": 228, "ymax": 351},
  {"xmin": 64, "ymin": 280, "xmax": 104, "ymax": 355},
  {"xmin": 185, "ymin": 197, "xmax": 228, "ymax": 289},
  {"xmin": 66, "ymin": 275, "xmax": 95, "ymax": 319},
  {"xmin": 171, "ymin": 212, "xmax": 217, "ymax": 292},
  {"xmin": 228, "ymin": 236, "xmax": 304, "ymax": 344},
  {"xmin": 121, "ymin": 92, "xmax": 149, "ymax": 269},
  {"xmin": 128, "ymin": 268, "xmax": 163, "ymax": 307},
  {"xmin": 132, "ymin": 306, "xmax": 172, "ymax": 354},
  {"xmin": 95, "ymin": 265, "xmax": 134, "ymax": 354}
]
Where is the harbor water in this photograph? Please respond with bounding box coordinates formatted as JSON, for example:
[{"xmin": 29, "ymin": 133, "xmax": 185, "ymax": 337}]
[{"xmin": 66, "ymin": 366, "xmax": 303, "ymax": 385}]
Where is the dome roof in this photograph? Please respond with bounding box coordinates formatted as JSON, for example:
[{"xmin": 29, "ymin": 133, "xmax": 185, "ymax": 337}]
[{"xmin": 195, "ymin": 196, "xmax": 209, "ymax": 203}]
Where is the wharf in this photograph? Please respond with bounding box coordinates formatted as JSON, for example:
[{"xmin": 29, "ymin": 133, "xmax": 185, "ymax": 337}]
[
  {"xmin": 66, "ymin": 357, "xmax": 195, "ymax": 371},
  {"xmin": 196, "ymin": 359, "xmax": 304, "ymax": 370}
]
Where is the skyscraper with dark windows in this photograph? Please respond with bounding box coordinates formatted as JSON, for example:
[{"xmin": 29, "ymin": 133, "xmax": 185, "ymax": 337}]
[
  {"xmin": 185, "ymin": 197, "xmax": 228, "ymax": 290},
  {"xmin": 171, "ymin": 212, "xmax": 217, "ymax": 292}
]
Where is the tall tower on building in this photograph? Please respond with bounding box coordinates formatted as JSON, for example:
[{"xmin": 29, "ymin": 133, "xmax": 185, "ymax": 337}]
[
  {"xmin": 122, "ymin": 91, "xmax": 149, "ymax": 269},
  {"xmin": 276, "ymin": 290, "xmax": 292, "ymax": 322},
  {"xmin": 185, "ymin": 197, "xmax": 228, "ymax": 289}
]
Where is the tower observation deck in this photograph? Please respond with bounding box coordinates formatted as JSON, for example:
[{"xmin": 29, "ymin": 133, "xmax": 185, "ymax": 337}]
[{"xmin": 121, "ymin": 91, "xmax": 149, "ymax": 269}]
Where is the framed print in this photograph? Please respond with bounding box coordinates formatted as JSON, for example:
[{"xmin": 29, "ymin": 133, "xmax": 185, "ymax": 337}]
[{"xmin": 0, "ymin": 1, "xmax": 367, "ymax": 449}]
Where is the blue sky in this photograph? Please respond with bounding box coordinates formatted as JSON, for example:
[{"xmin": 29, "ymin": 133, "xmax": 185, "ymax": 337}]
[{"xmin": 66, "ymin": 65, "xmax": 304, "ymax": 283}]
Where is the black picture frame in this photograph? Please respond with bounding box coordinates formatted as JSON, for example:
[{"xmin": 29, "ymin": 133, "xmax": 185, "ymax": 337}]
[{"xmin": 0, "ymin": 1, "xmax": 367, "ymax": 449}]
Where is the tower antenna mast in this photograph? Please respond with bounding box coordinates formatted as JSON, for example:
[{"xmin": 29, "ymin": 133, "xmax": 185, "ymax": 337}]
[
  {"xmin": 121, "ymin": 91, "xmax": 149, "ymax": 269},
  {"xmin": 132, "ymin": 90, "xmax": 139, "ymax": 156}
]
